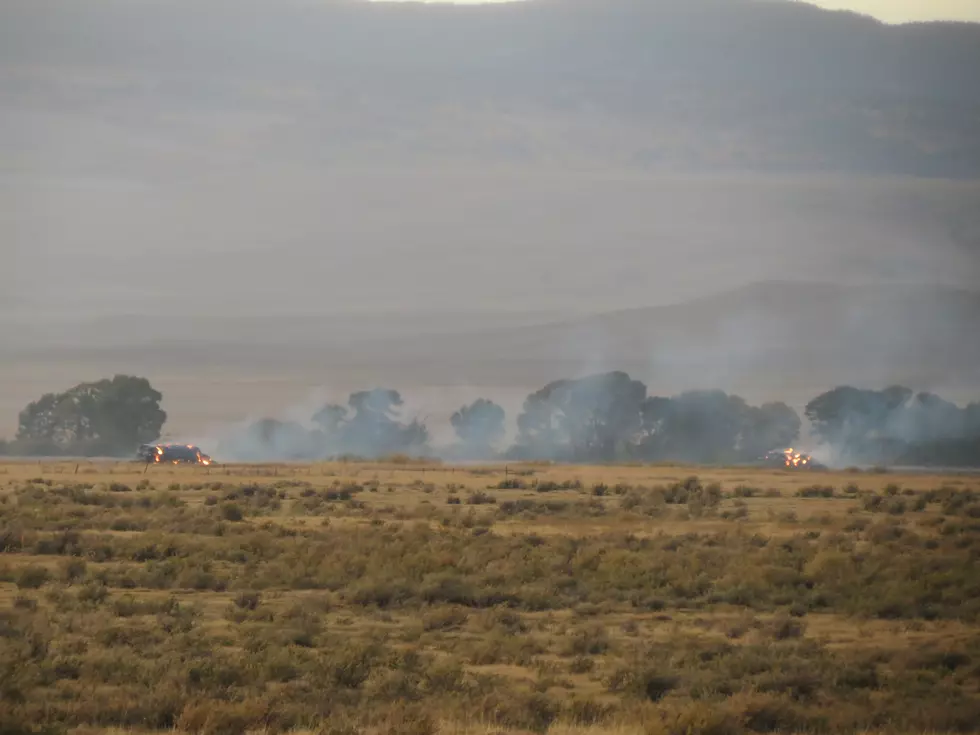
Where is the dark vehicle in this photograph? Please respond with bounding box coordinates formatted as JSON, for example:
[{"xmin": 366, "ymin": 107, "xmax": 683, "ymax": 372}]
[{"xmin": 138, "ymin": 443, "xmax": 213, "ymax": 465}]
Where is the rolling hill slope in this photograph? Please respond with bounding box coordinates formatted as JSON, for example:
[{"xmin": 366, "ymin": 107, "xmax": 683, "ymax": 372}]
[{"xmin": 4, "ymin": 281, "xmax": 978, "ymax": 438}]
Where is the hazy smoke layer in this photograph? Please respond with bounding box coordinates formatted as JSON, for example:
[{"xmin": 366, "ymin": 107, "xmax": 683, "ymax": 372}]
[
  {"xmin": 207, "ymin": 389, "xmax": 430, "ymax": 462},
  {"xmin": 806, "ymin": 387, "xmax": 980, "ymax": 466},
  {"xmin": 176, "ymin": 374, "xmax": 979, "ymax": 468},
  {"xmin": 3, "ymin": 0, "xmax": 979, "ymax": 460}
]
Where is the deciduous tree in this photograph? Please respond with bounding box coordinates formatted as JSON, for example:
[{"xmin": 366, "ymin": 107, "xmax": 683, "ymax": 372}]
[
  {"xmin": 16, "ymin": 375, "xmax": 166, "ymax": 455},
  {"xmin": 451, "ymin": 399, "xmax": 506, "ymax": 456}
]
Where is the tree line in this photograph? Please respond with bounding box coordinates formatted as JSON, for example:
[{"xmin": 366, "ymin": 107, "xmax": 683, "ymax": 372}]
[
  {"xmin": 804, "ymin": 385, "xmax": 980, "ymax": 467},
  {"xmin": 4, "ymin": 372, "xmax": 978, "ymax": 467}
]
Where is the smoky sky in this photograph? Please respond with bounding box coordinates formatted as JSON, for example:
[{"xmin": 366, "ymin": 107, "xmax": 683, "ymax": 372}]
[{"xmin": 2, "ymin": 0, "xmax": 979, "ymax": 440}]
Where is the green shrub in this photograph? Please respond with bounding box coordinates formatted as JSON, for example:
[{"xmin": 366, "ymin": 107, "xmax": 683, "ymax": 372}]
[
  {"xmin": 60, "ymin": 558, "xmax": 87, "ymax": 584},
  {"xmin": 797, "ymin": 485, "xmax": 835, "ymax": 499},
  {"xmin": 15, "ymin": 566, "xmax": 49, "ymax": 589},
  {"xmin": 220, "ymin": 503, "xmax": 243, "ymax": 522}
]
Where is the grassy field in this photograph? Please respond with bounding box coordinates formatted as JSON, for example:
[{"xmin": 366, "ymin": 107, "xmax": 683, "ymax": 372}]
[{"xmin": 1, "ymin": 458, "xmax": 980, "ymax": 735}]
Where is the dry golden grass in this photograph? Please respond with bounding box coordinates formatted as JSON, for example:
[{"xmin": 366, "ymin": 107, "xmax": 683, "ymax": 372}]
[
  {"xmin": 3, "ymin": 457, "xmax": 969, "ymax": 491},
  {"xmin": 2, "ymin": 459, "xmax": 979, "ymax": 734}
]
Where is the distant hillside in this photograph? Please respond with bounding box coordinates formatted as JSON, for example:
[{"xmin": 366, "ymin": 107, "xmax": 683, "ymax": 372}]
[
  {"xmin": 6, "ymin": 281, "xmax": 978, "ymax": 420},
  {"xmin": 2, "ymin": 0, "xmax": 979, "ymax": 176},
  {"xmin": 358, "ymin": 280, "xmax": 980, "ymax": 400}
]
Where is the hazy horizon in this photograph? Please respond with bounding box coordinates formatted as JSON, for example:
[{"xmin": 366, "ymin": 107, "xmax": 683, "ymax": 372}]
[{"xmin": 3, "ymin": 0, "xmax": 979, "ymax": 444}]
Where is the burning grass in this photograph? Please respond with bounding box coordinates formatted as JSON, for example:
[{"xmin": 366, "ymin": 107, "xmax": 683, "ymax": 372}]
[{"xmin": 1, "ymin": 459, "xmax": 980, "ymax": 734}]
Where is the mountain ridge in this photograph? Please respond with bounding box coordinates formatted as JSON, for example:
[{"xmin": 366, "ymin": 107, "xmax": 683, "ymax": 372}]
[{"xmin": 3, "ymin": 0, "xmax": 979, "ymax": 176}]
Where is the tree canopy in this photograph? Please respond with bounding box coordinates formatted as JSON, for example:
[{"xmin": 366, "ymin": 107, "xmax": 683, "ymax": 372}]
[
  {"xmin": 220, "ymin": 388, "xmax": 429, "ymax": 461},
  {"xmin": 514, "ymin": 372, "xmax": 648, "ymax": 461},
  {"xmin": 450, "ymin": 399, "xmax": 506, "ymax": 458},
  {"xmin": 805, "ymin": 385, "xmax": 980, "ymax": 465},
  {"xmin": 14, "ymin": 375, "xmax": 166, "ymax": 456},
  {"xmin": 636, "ymin": 390, "xmax": 800, "ymax": 465}
]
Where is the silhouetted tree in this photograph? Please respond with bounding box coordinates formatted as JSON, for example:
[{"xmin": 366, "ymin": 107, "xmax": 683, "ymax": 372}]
[
  {"xmin": 451, "ymin": 399, "xmax": 505, "ymax": 457},
  {"xmin": 804, "ymin": 385, "xmax": 912, "ymax": 447},
  {"xmin": 341, "ymin": 389, "xmax": 408, "ymax": 456},
  {"xmin": 638, "ymin": 390, "xmax": 751, "ymax": 464},
  {"xmin": 804, "ymin": 385, "xmax": 980, "ymax": 465},
  {"xmin": 739, "ymin": 401, "xmax": 802, "ymax": 458},
  {"xmin": 515, "ymin": 372, "xmax": 646, "ymax": 461},
  {"xmin": 312, "ymin": 389, "xmax": 431, "ymax": 458},
  {"xmin": 512, "ymin": 374, "xmax": 809, "ymax": 464},
  {"xmin": 398, "ymin": 418, "xmax": 430, "ymax": 456},
  {"xmin": 221, "ymin": 390, "xmax": 430, "ymax": 461},
  {"xmin": 312, "ymin": 403, "xmax": 348, "ymax": 447},
  {"xmin": 15, "ymin": 375, "xmax": 166, "ymax": 456}
]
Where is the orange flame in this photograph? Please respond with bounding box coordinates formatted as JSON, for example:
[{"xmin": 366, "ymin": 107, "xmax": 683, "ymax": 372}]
[
  {"xmin": 781, "ymin": 448, "xmax": 811, "ymax": 468},
  {"xmin": 148, "ymin": 443, "xmax": 212, "ymax": 466}
]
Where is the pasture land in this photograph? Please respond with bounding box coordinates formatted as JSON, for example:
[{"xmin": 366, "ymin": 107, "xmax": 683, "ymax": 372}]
[{"xmin": 1, "ymin": 459, "xmax": 979, "ymax": 735}]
